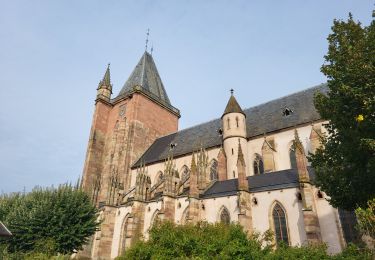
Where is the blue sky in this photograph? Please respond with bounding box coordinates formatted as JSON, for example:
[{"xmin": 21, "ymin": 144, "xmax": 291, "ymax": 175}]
[{"xmin": 0, "ymin": 1, "xmax": 373, "ymax": 193}]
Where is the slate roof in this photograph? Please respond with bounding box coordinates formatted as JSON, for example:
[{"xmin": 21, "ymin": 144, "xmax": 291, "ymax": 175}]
[
  {"xmin": 117, "ymin": 51, "xmax": 171, "ymax": 106},
  {"xmin": 132, "ymin": 84, "xmax": 328, "ymax": 168},
  {"xmin": 202, "ymin": 167, "xmax": 315, "ymax": 198},
  {"xmin": 223, "ymin": 95, "xmax": 246, "ymax": 117},
  {"xmin": 0, "ymin": 221, "xmax": 12, "ymax": 237}
]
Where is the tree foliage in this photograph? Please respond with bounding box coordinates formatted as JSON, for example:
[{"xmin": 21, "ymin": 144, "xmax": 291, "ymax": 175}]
[
  {"xmin": 310, "ymin": 12, "xmax": 375, "ymax": 210},
  {"xmin": 117, "ymin": 221, "xmax": 372, "ymax": 260},
  {"xmin": 355, "ymin": 198, "xmax": 375, "ymax": 247},
  {"xmin": 0, "ymin": 184, "xmax": 99, "ymax": 255}
]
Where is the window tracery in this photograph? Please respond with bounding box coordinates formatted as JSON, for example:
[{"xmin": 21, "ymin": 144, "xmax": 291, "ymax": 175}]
[
  {"xmin": 220, "ymin": 207, "xmax": 230, "ymax": 224},
  {"xmin": 253, "ymin": 154, "xmax": 264, "ymax": 175},
  {"xmin": 210, "ymin": 159, "xmax": 218, "ymax": 181},
  {"xmin": 272, "ymin": 203, "xmax": 289, "ymax": 245}
]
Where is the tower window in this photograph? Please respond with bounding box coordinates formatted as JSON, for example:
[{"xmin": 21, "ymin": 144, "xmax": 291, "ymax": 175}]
[
  {"xmin": 227, "ymin": 118, "xmax": 230, "ymax": 130},
  {"xmin": 235, "ymin": 117, "xmax": 239, "ymax": 127},
  {"xmin": 233, "ymin": 170, "xmax": 235, "ymax": 178},
  {"xmin": 119, "ymin": 104, "xmax": 126, "ymax": 117},
  {"xmin": 231, "ymin": 148, "xmax": 234, "ymax": 155}
]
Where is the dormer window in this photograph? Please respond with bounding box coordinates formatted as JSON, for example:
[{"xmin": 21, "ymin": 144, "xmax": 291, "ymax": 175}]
[{"xmin": 282, "ymin": 107, "xmax": 293, "ymax": 117}]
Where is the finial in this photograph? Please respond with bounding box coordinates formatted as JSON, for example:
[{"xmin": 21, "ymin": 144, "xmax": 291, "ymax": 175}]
[
  {"xmin": 107, "ymin": 63, "xmax": 110, "ymax": 69},
  {"xmin": 151, "ymin": 44, "xmax": 154, "ymax": 56},
  {"xmin": 230, "ymin": 89, "xmax": 234, "ymax": 95},
  {"xmin": 145, "ymin": 28, "xmax": 150, "ymax": 51}
]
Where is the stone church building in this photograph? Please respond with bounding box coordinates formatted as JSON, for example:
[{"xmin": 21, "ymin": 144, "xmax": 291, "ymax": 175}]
[{"xmin": 81, "ymin": 51, "xmax": 355, "ymax": 259}]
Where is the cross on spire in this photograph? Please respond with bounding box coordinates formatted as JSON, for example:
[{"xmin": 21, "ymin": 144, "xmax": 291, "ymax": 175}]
[{"xmin": 145, "ymin": 28, "xmax": 150, "ymax": 51}]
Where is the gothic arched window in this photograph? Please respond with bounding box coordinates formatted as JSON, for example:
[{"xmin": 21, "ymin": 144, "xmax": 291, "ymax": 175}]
[
  {"xmin": 220, "ymin": 207, "xmax": 230, "ymax": 224},
  {"xmin": 253, "ymin": 154, "xmax": 264, "ymax": 175},
  {"xmin": 289, "ymin": 146, "xmax": 297, "ymax": 169},
  {"xmin": 210, "ymin": 159, "xmax": 218, "ymax": 181},
  {"xmin": 181, "ymin": 165, "xmax": 190, "ymax": 181},
  {"xmin": 272, "ymin": 203, "xmax": 289, "ymax": 245}
]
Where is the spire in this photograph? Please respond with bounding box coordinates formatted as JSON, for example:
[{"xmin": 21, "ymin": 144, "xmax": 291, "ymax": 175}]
[
  {"xmin": 237, "ymin": 140, "xmax": 246, "ymax": 167},
  {"xmin": 98, "ymin": 63, "xmax": 112, "ymax": 92},
  {"xmin": 237, "ymin": 140, "xmax": 248, "ymax": 191},
  {"xmin": 293, "ymin": 129, "xmax": 310, "ymax": 182},
  {"xmin": 189, "ymin": 153, "xmax": 199, "ymax": 198},
  {"xmin": 222, "ymin": 91, "xmax": 245, "ymax": 118},
  {"xmin": 118, "ymin": 52, "xmax": 171, "ymax": 105}
]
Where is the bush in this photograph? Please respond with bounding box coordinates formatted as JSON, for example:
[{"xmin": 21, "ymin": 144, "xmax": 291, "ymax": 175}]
[{"xmin": 116, "ymin": 222, "xmax": 373, "ymax": 260}]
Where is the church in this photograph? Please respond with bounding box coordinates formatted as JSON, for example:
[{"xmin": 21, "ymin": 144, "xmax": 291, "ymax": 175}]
[{"xmin": 80, "ymin": 51, "xmax": 355, "ymax": 259}]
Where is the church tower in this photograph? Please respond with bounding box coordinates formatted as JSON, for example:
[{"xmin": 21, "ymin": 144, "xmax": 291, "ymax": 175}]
[
  {"xmin": 221, "ymin": 91, "xmax": 248, "ymax": 179},
  {"xmin": 82, "ymin": 51, "xmax": 180, "ymax": 205}
]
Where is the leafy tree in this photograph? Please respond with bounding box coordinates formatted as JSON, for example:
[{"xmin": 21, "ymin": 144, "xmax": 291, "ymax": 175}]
[
  {"xmin": 310, "ymin": 11, "xmax": 375, "ymax": 210},
  {"xmin": 0, "ymin": 184, "xmax": 99, "ymax": 255}
]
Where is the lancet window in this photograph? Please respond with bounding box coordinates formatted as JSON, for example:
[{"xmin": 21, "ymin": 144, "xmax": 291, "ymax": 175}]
[
  {"xmin": 253, "ymin": 154, "xmax": 264, "ymax": 175},
  {"xmin": 272, "ymin": 203, "xmax": 289, "ymax": 245},
  {"xmin": 220, "ymin": 207, "xmax": 230, "ymax": 225},
  {"xmin": 210, "ymin": 159, "xmax": 218, "ymax": 181}
]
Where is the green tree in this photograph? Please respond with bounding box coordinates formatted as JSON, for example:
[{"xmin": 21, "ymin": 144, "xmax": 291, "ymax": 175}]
[
  {"xmin": 310, "ymin": 12, "xmax": 375, "ymax": 210},
  {"xmin": 0, "ymin": 184, "xmax": 99, "ymax": 255}
]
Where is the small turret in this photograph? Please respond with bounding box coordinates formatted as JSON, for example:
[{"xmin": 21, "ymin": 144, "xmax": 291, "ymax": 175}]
[
  {"xmin": 222, "ymin": 90, "xmax": 248, "ymax": 179},
  {"xmin": 97, "ymin": 63, "xmax": 112, "ymax": 102}
]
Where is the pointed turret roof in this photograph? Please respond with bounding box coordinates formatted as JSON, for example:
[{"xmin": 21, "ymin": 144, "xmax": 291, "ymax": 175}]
[
  {"xmin": 117, "ymin": 51, "xmax": 171, "ymax": 105},
  {"xmin": 222, "ymin": 93, "xmax": 245, "ymax": 118},
  {"xmin": 98, "ymin": 64, "xmax": 112, "ymax": 91}
]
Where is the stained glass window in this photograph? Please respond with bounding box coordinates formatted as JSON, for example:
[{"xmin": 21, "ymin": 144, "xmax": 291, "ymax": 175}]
[
  {"xmin": 272, "ymin": 203, "xmax": 289, "ymax": 245},
  {"xmin": 181, "ymin": 166, "xmax": 190, "ymax": 181},
  {"xmin": 253, "ymin": 154, "xmax": 264, "ymax": 175},
  {"xmin": 289, "ymin": 147, "xmax": 297, "ymax": 169},
  {"xmin": 210, "ymin": 160, "xmax": 218, "ymax": 181},
  {"xmin": 220, "ymin": 208, "xmax": 230, "ymax": 224}
]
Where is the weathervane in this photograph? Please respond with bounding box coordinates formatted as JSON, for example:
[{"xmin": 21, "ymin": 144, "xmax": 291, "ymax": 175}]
[
  {"xmin": 145, "ymin": 28, "xmax": 150, "ymax": 51},
  {"xmin": 230, "ymin": 89, "xmax": 234, "ymax": 95}
]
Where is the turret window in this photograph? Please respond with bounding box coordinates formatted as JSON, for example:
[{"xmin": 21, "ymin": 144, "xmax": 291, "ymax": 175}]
[
  {"xmin": 227, "ymin": 118, "xmax": 231, "ymax": 130},
  {"xmin": 235, "ymin": 117, "xmax": 239, "ymax": 127}
]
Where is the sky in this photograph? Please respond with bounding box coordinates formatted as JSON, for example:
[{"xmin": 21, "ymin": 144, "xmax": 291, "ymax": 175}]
[{"xmin": 0, "ymin": 1, "xmax": 373, "ymax": 193}]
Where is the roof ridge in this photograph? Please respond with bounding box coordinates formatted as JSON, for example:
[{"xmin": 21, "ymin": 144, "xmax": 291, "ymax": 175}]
[{"xmin": 242, "ymin": 83, "xmax": 327, "ymax": 111}]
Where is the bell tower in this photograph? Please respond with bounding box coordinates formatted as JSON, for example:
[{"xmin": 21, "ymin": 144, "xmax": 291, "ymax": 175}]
[{"xmin": 82, "ymin": 51, "xmax": 180, "ymax": 205}]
